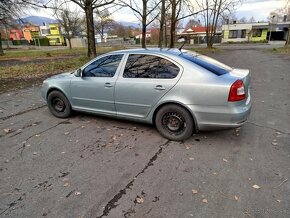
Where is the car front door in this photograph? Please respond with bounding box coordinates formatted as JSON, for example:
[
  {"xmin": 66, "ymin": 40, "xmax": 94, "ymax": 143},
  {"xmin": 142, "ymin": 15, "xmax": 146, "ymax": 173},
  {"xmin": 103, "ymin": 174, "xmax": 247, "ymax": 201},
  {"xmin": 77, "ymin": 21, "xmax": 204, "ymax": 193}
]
[
  {"xmin": 115, "ymin": 54, "xmax": 182, "ymax": 118},
  {"xmin": 70, "ymin": 54, "xmax": 124, "ymax": 115}
]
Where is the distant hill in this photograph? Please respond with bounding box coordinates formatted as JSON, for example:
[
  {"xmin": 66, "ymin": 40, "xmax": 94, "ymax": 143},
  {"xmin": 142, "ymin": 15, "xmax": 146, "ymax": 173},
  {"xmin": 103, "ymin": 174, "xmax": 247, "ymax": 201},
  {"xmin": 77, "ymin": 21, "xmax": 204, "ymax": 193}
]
[
  {"xmin": 118, "ymin": 21, "xmax": 139, "ymax": 28},
  {"xmin": 20, "ymin": 15, "xmax": 139, "ymax": 29},
  {"xmin": 20, "ymin": 16, "xmax": 57, "ymax": 25}
]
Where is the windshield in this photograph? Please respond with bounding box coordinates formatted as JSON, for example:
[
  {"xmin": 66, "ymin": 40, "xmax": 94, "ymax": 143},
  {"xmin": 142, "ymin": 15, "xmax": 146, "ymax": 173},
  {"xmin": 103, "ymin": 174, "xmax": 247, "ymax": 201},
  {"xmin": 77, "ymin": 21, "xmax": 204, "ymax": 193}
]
[{"xmin": 180, "ymin": 51, "xmax": 232, "ymax": 76}]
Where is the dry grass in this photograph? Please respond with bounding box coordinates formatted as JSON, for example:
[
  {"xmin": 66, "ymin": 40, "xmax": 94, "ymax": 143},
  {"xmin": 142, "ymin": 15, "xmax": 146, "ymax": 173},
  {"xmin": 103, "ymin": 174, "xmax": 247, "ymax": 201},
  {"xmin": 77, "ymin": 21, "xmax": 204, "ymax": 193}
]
[
  {"xmin": 0, "ymin": 46, "xmax": 125, "ymax": 79},
  {"xmin": 0, "ymin": 56, "xmax": 90, "ymax": 79},
  {"xmin": 272, "ymin": 46, "xmax": 290, "ymax": 54}
]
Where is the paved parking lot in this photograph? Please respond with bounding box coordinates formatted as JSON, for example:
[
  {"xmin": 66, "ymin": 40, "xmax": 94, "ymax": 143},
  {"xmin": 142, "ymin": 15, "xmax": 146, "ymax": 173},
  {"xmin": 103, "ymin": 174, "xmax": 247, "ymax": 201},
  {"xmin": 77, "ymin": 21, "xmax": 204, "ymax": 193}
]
[{"xmin": 0, "ymin": 47, "xmax": 289, "ymax": 218}]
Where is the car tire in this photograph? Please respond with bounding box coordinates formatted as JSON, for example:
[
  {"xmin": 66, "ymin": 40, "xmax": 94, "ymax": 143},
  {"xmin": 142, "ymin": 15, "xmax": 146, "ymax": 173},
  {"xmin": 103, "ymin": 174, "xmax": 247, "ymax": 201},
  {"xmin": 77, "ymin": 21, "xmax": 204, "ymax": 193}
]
[
  {"xmin": 47, "ymin": 90, "xmax": 72, "ymax": 118},
  {"xmin": 155, "ymin": 104, "xmax": 194, "ymax": 141}
]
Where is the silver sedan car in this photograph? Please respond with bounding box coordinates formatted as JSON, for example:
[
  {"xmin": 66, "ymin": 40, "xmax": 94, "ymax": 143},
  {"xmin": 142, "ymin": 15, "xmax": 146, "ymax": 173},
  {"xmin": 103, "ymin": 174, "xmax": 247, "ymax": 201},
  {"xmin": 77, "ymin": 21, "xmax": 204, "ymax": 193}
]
[{"xmin": 41, "ymin": 48, "xmax": 251, "ymax": 141}]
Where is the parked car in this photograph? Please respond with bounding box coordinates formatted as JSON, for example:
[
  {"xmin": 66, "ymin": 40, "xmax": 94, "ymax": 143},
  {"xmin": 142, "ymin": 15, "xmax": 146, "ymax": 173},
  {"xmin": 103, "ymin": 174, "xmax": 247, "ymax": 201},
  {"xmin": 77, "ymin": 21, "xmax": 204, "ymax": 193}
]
[{"xmin": 41, "ymin": 48, "xmax": 251, "ymax": 141}]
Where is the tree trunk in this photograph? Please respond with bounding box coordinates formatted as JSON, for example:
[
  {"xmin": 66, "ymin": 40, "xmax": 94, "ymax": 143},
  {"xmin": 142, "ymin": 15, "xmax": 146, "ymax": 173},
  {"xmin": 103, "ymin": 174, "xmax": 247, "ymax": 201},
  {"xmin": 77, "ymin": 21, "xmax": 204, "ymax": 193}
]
[
  {"xmin": 141, "ymin": 0, "xmax": 147, "ymax": 48},
  {"xmin": 158, "ymin": 0, "xmax": 166, "ymax": 48},
  {"xmin": 169, "ymin": 0, "xmax": 176, "ymax": 48},
  {"xmin": 68, "ymin": 38, "xmax": 72, "ymax": 49},
  {"xmin": 0, "ymin": 33, "xmax": 4, "ymax": 56},
  {"xmin": 285, "ymin": 28, "xmax": 290, "ymax": 46},
  {"xmin": 164, "ymin": 20, "xmax": 167, "ymax": 47},
  {"xmin": 85, "ymin": 5, "xmax": 96, "ymax": 58}
]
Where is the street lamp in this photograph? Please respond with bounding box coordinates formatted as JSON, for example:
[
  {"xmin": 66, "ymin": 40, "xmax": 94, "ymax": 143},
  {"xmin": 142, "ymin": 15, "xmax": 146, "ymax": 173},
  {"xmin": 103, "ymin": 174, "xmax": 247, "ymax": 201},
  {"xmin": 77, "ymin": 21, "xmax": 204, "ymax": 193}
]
[{"xmin": 269, "ymin": 15, "xmax": 275, "ymax": 42}]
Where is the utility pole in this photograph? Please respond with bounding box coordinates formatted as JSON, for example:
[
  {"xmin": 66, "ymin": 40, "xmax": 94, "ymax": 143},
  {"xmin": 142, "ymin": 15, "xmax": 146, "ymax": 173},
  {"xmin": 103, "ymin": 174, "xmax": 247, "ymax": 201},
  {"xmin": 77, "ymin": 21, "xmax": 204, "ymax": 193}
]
[{"xmin": 269, "ymin": 15, "xmax": 275, "ymax": 42}]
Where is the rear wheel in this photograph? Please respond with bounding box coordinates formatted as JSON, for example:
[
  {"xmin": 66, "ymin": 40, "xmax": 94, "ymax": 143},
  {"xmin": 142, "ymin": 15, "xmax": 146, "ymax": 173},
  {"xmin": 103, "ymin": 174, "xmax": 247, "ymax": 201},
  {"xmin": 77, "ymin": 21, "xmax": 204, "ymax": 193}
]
[
  {"xmin": 155, "ymin": 104, "xmax": 194, "ymax": 141},
  {"xmin": 47, "ymin": 90, "xmax": 72, "ymax": 118}
]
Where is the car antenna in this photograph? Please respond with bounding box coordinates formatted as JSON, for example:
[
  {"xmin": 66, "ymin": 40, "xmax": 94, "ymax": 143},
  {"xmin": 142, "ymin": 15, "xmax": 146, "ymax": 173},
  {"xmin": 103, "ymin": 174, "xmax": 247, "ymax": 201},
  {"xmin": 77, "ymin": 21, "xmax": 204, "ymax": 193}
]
[{"xmin": 178, "ymin": 38, "xmax": 186, "ymax": 51}]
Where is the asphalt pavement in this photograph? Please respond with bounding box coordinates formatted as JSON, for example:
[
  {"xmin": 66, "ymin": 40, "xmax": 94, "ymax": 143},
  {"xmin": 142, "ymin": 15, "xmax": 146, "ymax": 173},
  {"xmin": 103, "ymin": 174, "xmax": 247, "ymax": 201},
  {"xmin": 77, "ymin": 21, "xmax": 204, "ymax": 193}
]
[{"xmin": 0, "ymin": 47, "xmax": 289, "ymax": 218}]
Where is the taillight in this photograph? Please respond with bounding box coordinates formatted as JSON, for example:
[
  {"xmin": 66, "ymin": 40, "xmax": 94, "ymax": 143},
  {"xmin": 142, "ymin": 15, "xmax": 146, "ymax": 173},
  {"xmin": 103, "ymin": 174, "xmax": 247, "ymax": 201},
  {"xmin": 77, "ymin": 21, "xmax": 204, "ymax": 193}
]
[{"xmin": 228, "ymin": 80, "xmax": 246, "ymax": 101}]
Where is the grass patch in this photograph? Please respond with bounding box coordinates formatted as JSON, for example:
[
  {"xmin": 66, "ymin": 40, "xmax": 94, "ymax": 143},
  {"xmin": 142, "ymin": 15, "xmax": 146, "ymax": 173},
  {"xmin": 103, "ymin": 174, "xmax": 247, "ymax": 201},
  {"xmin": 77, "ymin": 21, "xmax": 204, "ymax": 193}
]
[
  {"xmin": 0, "ymin": 46, "xmax": 124, "ymax": 60},
  {"xmin": 271, "ymin": 47, "xmax": 290, "ymax": 54},
  {"xmin": 0, "ymin": 56, "xmax": 90, "ymax": 79}
]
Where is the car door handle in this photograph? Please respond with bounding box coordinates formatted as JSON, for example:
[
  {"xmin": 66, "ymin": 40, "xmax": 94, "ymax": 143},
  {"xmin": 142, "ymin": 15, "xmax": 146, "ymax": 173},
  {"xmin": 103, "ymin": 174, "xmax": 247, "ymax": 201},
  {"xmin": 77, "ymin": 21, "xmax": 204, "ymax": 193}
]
[
  {"xmin": 154, "ymin": 85, "xmax": 166, "ymax": 90},
  {"xmin": 104, "ymin": 82, "xmax": 113, "ymax": 88}
]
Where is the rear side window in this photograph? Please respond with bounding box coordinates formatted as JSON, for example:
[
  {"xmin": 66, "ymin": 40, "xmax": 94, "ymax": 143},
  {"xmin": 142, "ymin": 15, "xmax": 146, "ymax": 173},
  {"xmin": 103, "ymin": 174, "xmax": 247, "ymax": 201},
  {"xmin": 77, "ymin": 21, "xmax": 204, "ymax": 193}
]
[
  {"xmin": 123, "ymin": 54, "xmax": 179, "ymax": 79},
  {"xmin": 180, "ymin": 52, "xmax": 231, "ymax": 76}
]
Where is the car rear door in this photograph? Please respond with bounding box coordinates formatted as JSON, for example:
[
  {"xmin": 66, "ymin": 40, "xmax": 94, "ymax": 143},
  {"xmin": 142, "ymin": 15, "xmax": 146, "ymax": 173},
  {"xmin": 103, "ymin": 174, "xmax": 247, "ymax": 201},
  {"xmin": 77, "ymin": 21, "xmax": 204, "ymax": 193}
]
[
  {"xmin": 115, "ymin": 53, "xmax": 182, "ymax": 118},
  {"xmin": 70, "ymin": 54, "xmax": 124, "ymax": 115}
]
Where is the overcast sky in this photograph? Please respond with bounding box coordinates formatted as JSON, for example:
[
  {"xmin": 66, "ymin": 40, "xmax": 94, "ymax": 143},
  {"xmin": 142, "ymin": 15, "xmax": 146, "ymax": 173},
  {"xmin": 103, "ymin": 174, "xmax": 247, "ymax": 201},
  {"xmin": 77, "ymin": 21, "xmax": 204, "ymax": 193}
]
[{"xmin": 27, "ymin": 0, "xmax": 286, "ymax": 24}]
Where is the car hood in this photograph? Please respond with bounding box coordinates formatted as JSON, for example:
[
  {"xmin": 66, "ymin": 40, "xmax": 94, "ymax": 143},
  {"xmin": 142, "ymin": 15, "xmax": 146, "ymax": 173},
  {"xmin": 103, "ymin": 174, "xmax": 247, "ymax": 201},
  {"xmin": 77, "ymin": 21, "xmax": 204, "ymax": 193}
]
[{"xmin": 49, "ymin": 72, "xmax": 74, "ymax": 79}]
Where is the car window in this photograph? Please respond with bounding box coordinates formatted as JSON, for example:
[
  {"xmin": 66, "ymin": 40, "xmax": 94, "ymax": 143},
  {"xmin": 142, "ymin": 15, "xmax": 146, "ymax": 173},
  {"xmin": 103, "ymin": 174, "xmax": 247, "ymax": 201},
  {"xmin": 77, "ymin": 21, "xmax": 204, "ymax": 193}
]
[
  {"xmin": 83, "ymin": 54, "xmax": 123, "ymax": 77},
  {"xmin": 180, "ymin": 51, "xmax": 232, "ymax": 76},
  {"xmin": 123, "ymin": 54, "xmax": 179, "ymax": 79}
]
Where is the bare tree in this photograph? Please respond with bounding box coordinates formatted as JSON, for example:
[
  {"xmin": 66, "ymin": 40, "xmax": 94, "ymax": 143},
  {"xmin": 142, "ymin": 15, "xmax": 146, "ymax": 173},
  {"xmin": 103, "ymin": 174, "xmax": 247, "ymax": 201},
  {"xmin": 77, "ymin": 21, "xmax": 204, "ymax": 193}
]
[
  {"xmin": 95, "ymin": 9, "xmax": 115, "ymax": 41},
  {"xmin": 249, "ymin": 16, "xmax": 255, "ymax": 23},
  {"xmin": 197, "ymin": 0, "xmax": 241, "ymax": 48},
  {"xmin": 158, "ymin": 0, "xmax": 166, "ymax": 47},
  {"xmin": 69, "ymin": 0, "xmax": 115, "ymax": 57},
  {"xmin": 53, "ymin": 4, "xmax": 83, "ymax": 49},
  {"xmin": 168, "ymin": 0, "xmax": 205, "ymax": 48},
  {"xmin": 185, "ymin": 18, "xmax": 202, "ymax": 28},
  {"xmin": 118, "ymin": 0, "xmax": 161, "ymax": 48}
]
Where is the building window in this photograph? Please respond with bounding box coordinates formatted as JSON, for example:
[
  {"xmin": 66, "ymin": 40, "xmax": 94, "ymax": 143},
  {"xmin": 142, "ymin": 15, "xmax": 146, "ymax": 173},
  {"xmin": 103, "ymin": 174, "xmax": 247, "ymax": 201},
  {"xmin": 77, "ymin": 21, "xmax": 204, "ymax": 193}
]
[
  {"xmin": 241, "ymin": 29, "xmax": 246, "ymax": 38},
  {"xmin": 229, "ymin": 30, "xmax": 238, "ymax": 38},
  {"xmin": 252, "ymin": 29, "xmax": 262, "ymax": 37},
  {"xmin": 41, "ymin": 29, "xmax": 50, "ymax": 35}
]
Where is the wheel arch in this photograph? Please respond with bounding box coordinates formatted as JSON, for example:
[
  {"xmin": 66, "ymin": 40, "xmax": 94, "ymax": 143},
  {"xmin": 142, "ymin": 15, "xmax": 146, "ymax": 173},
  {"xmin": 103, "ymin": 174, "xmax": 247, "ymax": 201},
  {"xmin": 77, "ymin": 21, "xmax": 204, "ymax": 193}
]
[
  {"xmin": 46, "ymin": 87, "xmax": 70, "ymax": 103},
  {"xmin": 152, "ymin": 101, "xmax": 198, "ymax": 132}
]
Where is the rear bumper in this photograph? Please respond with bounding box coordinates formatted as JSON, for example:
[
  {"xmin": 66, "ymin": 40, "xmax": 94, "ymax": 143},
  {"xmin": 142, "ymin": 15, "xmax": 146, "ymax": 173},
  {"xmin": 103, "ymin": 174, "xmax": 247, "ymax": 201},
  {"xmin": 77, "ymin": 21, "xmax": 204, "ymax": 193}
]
[{"xmin": 187, "ymin": 97, "xmax": 252, "ymax": 131}]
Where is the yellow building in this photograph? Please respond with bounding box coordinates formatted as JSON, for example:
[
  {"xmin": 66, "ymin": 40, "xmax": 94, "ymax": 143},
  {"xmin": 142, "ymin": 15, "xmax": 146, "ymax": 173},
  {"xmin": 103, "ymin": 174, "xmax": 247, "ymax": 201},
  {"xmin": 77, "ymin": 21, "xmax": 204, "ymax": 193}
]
[
  {"xmin": 46, "ymin": 24, "xmax": 65, "ymax": 45},
  {"xmin": 222, "ymin": 22, "xmax": 269, "ymax": 43}
]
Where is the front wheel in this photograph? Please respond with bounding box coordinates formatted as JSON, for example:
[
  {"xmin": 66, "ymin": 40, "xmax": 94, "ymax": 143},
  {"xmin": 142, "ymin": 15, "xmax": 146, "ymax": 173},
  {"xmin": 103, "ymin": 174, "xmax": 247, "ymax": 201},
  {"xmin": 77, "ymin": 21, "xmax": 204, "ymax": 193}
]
[
  {"xmin": 155, "ymin": 104, "xmax": 195, "ymax": 141},
  {"xmin": 47, "ymin": 90, "xmax": 72, "ymax": 118}
]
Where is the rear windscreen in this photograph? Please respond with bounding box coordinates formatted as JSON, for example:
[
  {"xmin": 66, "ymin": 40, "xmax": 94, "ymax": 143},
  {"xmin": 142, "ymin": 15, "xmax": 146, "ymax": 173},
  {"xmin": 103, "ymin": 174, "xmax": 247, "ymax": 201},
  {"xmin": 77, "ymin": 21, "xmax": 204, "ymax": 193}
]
[{"xmin": 180, "ymin": 52, "xmax": 232, "ymax": 76}]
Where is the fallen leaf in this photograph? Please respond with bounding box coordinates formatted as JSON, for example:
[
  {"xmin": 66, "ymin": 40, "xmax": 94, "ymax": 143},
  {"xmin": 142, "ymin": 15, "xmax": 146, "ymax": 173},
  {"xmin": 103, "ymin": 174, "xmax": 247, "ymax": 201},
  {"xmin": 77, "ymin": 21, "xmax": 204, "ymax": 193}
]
[
  {"xmin": 33, "ymin": 152, "xmax": 38, "ymax": 155},
  {"xmin": 136, "ymin": 197, "xmax": 144, "ymax": 204},
  {"xmin": 213, "ymin": 172, "xmax": 217, "ymax": 175},
  {"xmin": 32, "ymin": 123, "xmax": 38, "ymax": 126},
  {"xmin": 277, "ymin": 200, "xmax": 281, "ymax": 203},
  {"xmin": 81, "ymin": 126, "xmax": 85, "ymax": 128},
  {"xmin": 192, "ymin": 189, "xmax": 198, "ymax": 194},
  {"xmin": 62, "ymin": 178, "xmax": 69, "ymax": 182},
  {"xmin": 202, "ymin": 198, "xmax": 208, "ymax": 204},
  {"xmin": 61, "ymin": 152, "xmax": 66, "ymax": 154},
  {"xmin": 3, "ymin": 128, "xmax": 12, "ymax": 133},
  {"xmin": 63, "ymin": 182, "xmax": 69, "ymax": 187},
  {"xmin": 252, "ymin": 184, "xmax": 261, "ymax": 189},
  {"xmin": 223, "ymin": 158, "xmax": 228, "ymax": 162},
  {"xmin": 26, "ymin": 144, "xmax": 31, "ymax": 147},
  {"xmin": 189, "ymin": 157, "xmax": 194, "ymax": 160},
  {"xmin": 271, "ymin": 142, "xmax": 278, "ymax": 146},
  {"xmin": 64, "ymin": 132, "xmax": 70, "ymax": 135},
  {"xmin": 35, "ymin": 134, "xmax": 40, "ymax": 137},
  {"xmin": 234, "ymin": 195, "xmax": 239, "ymax": 201},
  {"xmin": 74, "ymin": 191, "xmax": 81, "ymax": 195},
  {"xmin": 112, "ymin": 135, "xmax": 117, "ymax": 140}
]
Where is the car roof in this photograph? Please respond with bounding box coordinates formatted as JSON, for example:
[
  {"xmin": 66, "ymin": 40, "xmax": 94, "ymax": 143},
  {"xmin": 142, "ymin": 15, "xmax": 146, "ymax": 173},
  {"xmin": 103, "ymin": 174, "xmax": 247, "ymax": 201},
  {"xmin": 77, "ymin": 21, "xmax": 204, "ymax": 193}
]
[{"xmin": 108, "ymin": 48, "xmax": 199, "ymax": 57}]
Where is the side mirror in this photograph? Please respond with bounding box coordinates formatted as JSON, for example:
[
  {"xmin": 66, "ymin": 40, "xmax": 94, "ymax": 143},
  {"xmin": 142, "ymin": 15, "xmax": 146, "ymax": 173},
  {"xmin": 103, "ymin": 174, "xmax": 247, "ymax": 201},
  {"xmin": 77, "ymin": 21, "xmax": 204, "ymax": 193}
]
[{"xmin": 75, "ymin": 69, "xmax": 82, "ymax": 77}]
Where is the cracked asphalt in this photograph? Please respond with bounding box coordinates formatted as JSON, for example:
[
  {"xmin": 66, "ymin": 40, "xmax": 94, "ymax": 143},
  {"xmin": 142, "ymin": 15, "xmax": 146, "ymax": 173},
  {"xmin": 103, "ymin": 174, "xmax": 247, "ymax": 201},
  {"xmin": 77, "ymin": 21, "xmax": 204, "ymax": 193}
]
[{"xmin": 0, "ymin": 47, "xmax": 290, "ymax": 218}]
